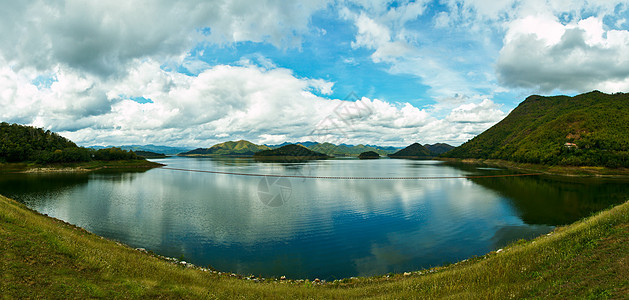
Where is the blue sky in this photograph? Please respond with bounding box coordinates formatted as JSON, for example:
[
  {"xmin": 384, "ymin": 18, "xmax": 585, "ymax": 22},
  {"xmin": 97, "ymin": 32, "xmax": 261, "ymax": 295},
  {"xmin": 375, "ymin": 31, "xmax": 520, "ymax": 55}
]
[{"xmin": 1, "ymin": 1, "xmax": 629, "ymax": 147}]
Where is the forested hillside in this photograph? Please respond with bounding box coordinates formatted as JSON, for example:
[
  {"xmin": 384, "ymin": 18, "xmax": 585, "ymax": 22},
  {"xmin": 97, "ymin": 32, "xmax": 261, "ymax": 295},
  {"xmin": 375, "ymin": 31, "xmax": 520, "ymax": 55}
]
[
  {"xmin": 443, "ymin": 91, "xmax": 629, "ymax": 167},
  {"xmin": 0, "ymin": 123, "xmax": 142, "ymax": 163},
  {"xmin": 180, "ymin": 140, "xmax": 270, "ymax": 156}
]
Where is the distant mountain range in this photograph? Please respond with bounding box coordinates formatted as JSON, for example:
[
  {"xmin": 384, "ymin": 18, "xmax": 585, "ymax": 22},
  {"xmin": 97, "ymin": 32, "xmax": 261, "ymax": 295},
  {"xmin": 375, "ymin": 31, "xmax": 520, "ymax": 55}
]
[
  {"xmin": 90, "ymin": 141, "xmax": 454, "ymax": 158},
  {"xmin": 179, "ymin": 140, "xmax": 270, "ymax": 156},
  {"xmin": 89, "ymin": 145, "xmax": 192, "ymax": 155},
  {"xmin": 443, "ymin": 91, "xmax": 629, "ymax": 168}
]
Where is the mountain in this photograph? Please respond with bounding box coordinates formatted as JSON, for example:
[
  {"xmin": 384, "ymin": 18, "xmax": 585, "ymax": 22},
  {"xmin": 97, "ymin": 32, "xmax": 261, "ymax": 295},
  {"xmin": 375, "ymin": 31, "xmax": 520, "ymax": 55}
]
[
  {"xmin": 89, "ymin": 145, "xmax": 192, "ymax": 155},
  {"xmin": 134, "ymin": 151, "xmax": 167, "ymax": 158},
  {"xmin": 442, "ymin": 91, "xmax": 629, "ymax": 168},
  {"xmin": 253, "ymin": 144, "xmax": 329, "ymax": 159},
  {"xmin": 180, "ymin": 140, "xmax": 270, "ymax": 156},
  {"xmin": 424, "ymin": 143, "xmax": 455, "ymax": 155},
  {"xmin": 358, "ymin": 151, "xmax": 380, "ymax": 159},
  {"xmin": 266, "ymin": 141, "xmax": 319, "ymax": 149},
  {"xmin": 388, "ymin": 143, "xmax": 432, "ymax": 158}
]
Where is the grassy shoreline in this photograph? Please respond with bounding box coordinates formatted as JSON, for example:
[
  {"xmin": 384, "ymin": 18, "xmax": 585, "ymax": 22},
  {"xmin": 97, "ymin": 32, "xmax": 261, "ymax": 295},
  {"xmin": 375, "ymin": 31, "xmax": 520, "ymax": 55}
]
[
  {"xmin": 0, "ymin": 159, "xmax": 164, "ymax": 174},
  {"xmin": 438, "ymin": 157, "xmax": 629, "ymax": 177},
  {"xmin": 1, "ymin": 193, "xmax": 627, "ymax": 298}
]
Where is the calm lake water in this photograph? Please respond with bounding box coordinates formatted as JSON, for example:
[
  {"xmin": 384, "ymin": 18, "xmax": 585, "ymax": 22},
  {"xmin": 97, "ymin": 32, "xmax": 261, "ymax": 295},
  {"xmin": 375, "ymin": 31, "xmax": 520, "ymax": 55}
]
[{"xmin": 1, "ymin": 157, "xmax": 628, "ymax": 280}]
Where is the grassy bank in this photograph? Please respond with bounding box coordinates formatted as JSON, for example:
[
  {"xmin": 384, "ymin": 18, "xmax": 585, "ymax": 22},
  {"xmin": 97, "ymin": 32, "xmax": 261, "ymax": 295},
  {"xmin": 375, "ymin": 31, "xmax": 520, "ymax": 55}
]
[
  {"xmin": 439, "ymin": 158, "xmax": 629, "ymax": 177},
  {"xmin": 1, "ymin": 195, "xmax": 628, "ymax": 298},
  {"xmin": 0, "ymin": 160, "xmax": 164, "ymax": 174}
]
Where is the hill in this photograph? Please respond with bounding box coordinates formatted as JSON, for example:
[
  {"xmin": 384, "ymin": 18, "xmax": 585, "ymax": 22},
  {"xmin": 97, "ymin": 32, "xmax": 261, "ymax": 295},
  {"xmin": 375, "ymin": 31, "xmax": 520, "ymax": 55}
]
[
  {"xmin": 90, "ymin": 145, "xmax": 192, "ymax": 155},
  {"xmin": 388, "ymin": 143, "xmax": 432, "ymax": 159},
  {"xmin": 0, "ymin": 123, "xmax": 153, "ymax": 167},
  {"xmin": 180, "ymin": 140, "xmax": 270, "ymax": 156},
  {"xmin": 134, "ymin": 151, "xmax": 167, "ymax": 158},
  {"xmin": 358, "ymin": 151, "xmax": 380, "ymax": 159},
  {"xmin": 442, "ymin": 91, "xmax": 629, "ymax": 168},
  {"xmin": 424, "ymin": 143, "xmax": 454, "ymax": 155},
  {"xmin": 253, "ymin": 144, "xmax": 329, "ymax": 160}
]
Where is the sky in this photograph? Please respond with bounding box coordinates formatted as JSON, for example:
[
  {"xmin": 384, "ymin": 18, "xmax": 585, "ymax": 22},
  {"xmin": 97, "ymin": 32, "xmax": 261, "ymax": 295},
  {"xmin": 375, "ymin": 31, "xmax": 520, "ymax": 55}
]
[{"xmin": 1, "ymin": 0, "xmax": 629, "ymax": 147}]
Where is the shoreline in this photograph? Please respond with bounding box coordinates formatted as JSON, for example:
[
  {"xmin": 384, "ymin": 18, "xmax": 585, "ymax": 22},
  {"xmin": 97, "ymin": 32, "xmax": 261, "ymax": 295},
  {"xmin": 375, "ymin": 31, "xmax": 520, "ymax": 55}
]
[
  {"xmin": 1, "ymin": 192, "xmax": 627, "ymax": 298},
  {"xmin": 0, "ymin": 160, "xmax": 165, "ymax": 174},
  {"xmin": 437, "ymin": 157, "xmax": 629, "ymax": 178}
]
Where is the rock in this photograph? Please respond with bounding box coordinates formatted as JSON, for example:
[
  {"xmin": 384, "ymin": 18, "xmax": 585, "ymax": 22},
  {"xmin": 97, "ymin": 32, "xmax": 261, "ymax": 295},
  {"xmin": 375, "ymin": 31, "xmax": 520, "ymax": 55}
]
[
  {"xmin": 280, "ymin": 275, "xmax": 287, "ymax": 280},
  {"xmin": 403, "ymin": 272, "xmax": 411, "ymax": 276},
  {"xmin": 496, "ymin": 248, "xmax": 503, "ymax": 253},
  {"xmin": 314, "ymin": 278, "xmax": 321, "ymax": 283}
]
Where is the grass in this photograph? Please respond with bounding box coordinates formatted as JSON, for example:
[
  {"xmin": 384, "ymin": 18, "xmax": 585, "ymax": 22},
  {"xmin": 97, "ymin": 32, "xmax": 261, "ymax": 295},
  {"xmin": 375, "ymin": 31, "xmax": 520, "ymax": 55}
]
[
  {"xmin": 1, "ymin": 194, "xmax": 628, "ymax": 298},
  {"xmin": 0, "ymin": 160, "xmax": 164, "ymax": 174}
]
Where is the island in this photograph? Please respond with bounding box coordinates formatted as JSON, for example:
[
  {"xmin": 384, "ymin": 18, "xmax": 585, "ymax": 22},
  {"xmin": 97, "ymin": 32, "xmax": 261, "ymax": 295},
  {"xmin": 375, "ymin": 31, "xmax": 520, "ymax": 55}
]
[
  {"xmin": 252, "ymin": 144, "xmax": 330, "ymax": 161},
  {"xmin": 358, "ymin": 151, "xmax": 380, "ymax": 159}
]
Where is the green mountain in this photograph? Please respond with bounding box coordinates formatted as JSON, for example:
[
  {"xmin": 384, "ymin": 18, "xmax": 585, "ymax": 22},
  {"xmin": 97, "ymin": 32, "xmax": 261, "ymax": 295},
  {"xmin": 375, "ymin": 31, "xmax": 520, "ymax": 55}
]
[
  {"xmin": 424, "ymin": 143, "xmax": 454, "ymax": 155},
  {"xmin": 307, "ymin": 143, "xmax": 394, "ymax": 157},
  {"xmin": 180, "ymin": 140, "xmax": 270, "ymax": 156},
  {"xmin": 388, "ymin": 143, "xmax": 432, "ymax": 158},
  {"xmin": 443, "ymin": 91, "xmax": 629, "ymax": 168},
  {"xmin": 358, "ymin": 151, "xmax": 380, "ymax": 159},
  {"xmin": 253, "ymin": 144, "xmax": 329, "ymax": 159}
]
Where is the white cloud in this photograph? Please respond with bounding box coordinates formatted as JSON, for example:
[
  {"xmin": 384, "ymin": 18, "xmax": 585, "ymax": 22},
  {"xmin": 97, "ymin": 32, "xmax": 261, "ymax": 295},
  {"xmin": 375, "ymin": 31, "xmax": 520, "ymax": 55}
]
[
  {"xmin": 0, "ymin": 58, "xmax": 506, "ymax": 147},
  {"xmin": 0, "ymin": 0, "xmax": 330, "ymax": 77},
  {"xmin": 497, "ymin": 15, "xmax": 629, "ymax": 92}
]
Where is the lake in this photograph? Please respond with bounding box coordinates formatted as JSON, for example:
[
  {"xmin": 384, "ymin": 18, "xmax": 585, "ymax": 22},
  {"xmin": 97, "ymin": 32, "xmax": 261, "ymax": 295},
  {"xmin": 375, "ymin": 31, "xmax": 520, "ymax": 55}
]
[{"xmin": 1, "ymin": 157, "xmax": 627, "ymax": 280}]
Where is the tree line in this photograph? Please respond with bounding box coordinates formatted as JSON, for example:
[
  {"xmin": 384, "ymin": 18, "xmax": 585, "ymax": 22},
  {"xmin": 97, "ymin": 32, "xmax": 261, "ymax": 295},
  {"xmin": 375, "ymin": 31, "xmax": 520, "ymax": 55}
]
[{"xmin": 0, "ymin": 122, "xmax": 142, "ymax": 163}]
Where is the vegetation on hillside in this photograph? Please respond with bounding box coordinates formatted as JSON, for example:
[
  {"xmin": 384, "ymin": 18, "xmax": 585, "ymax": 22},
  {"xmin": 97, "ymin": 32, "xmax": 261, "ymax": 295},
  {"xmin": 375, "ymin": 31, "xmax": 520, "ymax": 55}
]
[
  {"xmin": 180, "ymin": 140, "xmax": 270, "ymax": 156},
  {"xmin": 358, "ymin": 151, "xmax": 380, "ymax": 159},
  {"xmin": 134, "ymin": 151, "xmax": 167, "ymax": 158},
  {"xmin": 1, "ymin": 193, "xmax": 627, "ymax": 298},
  {"xmin": 388, "ymin": 143, "xmax": 432, "ymax": 158},
  {"xmin": 253, "ymin": 144, "xmax": 329, "ymax": 159},
  {"xmin": 443, "ymin": 91, "xmax": 629, "ymax": 168},
  {"xmin": 0, "ymin": 123, "xmax": 143, "ymax": 164},
  {"xmin": 424, "ymin": 143, "xmax": 455, "ymax": 155}
]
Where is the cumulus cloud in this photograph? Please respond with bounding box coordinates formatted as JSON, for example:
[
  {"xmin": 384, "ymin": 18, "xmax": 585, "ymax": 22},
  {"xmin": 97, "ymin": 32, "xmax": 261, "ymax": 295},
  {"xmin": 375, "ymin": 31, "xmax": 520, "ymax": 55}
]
[
  {"xmin": 0, "ymin": 0, "xmax": 330, "ymax": 77},
  {"xmin": 0, "ymin": 58, "xmax": 506, "ymax": 147},
  {"xmin": 497, "ymin": 16, "xmax": 629, "ymax": 92}
]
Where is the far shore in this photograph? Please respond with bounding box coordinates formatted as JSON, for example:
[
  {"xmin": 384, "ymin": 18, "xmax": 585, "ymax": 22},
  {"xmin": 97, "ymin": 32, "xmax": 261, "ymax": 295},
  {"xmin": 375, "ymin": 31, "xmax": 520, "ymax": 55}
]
[{"xmin": 438, "ymin": 157, "xmax": 629, "ymax": 177}]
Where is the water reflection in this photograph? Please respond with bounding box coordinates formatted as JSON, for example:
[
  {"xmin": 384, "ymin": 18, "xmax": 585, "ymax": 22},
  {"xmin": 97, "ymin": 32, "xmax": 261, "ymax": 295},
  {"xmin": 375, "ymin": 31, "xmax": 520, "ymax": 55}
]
[{"xmin": 1, "ymin": 157, "xmax": 627, "ymax": 280}]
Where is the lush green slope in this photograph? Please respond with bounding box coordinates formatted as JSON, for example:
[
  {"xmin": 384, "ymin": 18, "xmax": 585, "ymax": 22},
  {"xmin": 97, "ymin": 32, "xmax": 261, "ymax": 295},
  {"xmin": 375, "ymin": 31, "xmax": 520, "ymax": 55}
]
[
  {"xmin": 424, "ymin": 143, "xmax": 454, "ymax": 155},
  {"xmin": 358, "ymin": 151, "xmax": 380, "ymax": 159},
  {"xmin": 389, "ymin": 143, "xmax": 432, "ymax": 158},
  {"xmin": 308, "ymin": 143, "xmax": 392, "ymax": 156},
  {"xmin": 0, "ymin": 123, "xmax": 145, "ymax": 164},
  {"xmin": 443, "ymin": 91, "xmax": 629, "ymax": 167},
  {"xmin": 134, "ymin": 151, "xmax": 167, "ymax": 158},
  {"xmin": 253, "ymin": 144, "xmax": 328, "ymax": 158},
  {"xmin": 180, "ymin": 140, "xmax": 270, "ymax": 156},
  {"xmin": 1, "ymin": 193, "xmax": 627, "ymax": 298}
]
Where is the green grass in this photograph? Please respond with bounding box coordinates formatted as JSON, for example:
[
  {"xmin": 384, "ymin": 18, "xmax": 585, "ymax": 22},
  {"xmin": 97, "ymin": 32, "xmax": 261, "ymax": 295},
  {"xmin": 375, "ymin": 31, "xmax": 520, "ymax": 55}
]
[{"xmin": 1, "ymin": 194, "xmax": 628, "ymax": 298}]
